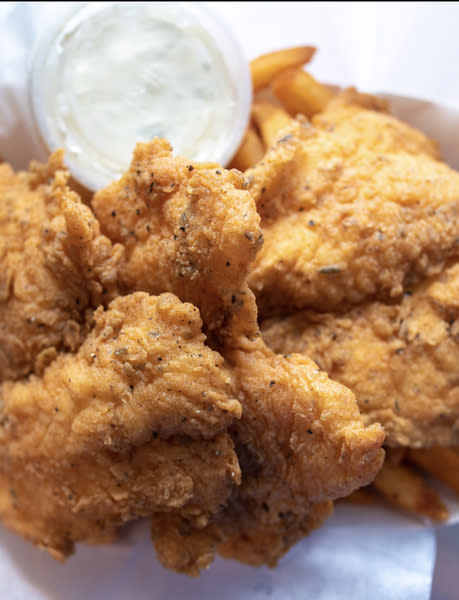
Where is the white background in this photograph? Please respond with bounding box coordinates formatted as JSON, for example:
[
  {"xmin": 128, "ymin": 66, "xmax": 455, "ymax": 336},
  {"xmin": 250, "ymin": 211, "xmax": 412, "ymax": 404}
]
[
  {"xmin": 212, "ymin": 1, "xmax": 459, "ymax": 108},
  {"xmin": 1, "ymin": 2, "xmax": 459, "ymax": 599}
]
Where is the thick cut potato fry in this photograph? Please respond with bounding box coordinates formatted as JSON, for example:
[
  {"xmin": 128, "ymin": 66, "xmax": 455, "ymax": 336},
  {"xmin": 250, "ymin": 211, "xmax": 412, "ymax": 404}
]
[
  {"xmin": 408, "ymin": 448, "xmax": 459, "ymax": 496},
  {"xmin": 250, "ymin": 46, "xmax": 316, "ymax": 92},
  {"xmin": 272, "ymin": 68, "xmax": 333, "ymax": 118},
  {"xmin": 373, "ymin": 462, "xmax": 449, "ymax": 522},
  {"xmin": 251, "ymin": 102, "xmax": 292, "ymax": 147},
  {"xmin": 342, "ymin": 487, "xmax": 377, "ymax": 505},
  {"xmin": 384, "ymin": 447, "xmax": 407, "ymax": 466},
  {"xmin": 229, "ymin": 125, "xmax": 265, "ymax": 172}
]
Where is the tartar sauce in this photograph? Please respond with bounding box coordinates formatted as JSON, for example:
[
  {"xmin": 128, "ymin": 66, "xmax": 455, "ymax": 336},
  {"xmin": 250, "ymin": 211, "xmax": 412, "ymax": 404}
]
[{"xmin": 30, "ymin": 2, "xmax": 251, "ymax": 190}]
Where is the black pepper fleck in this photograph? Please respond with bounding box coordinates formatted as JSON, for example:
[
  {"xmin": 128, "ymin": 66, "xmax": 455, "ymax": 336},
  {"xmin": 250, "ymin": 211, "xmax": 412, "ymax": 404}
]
[{"xmin": 318, "ymin": 265, "xmax": 341, "ymax": 274}]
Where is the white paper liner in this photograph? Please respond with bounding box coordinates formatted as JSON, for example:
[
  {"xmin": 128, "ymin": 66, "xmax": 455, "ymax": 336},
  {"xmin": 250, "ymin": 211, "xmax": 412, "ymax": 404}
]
[{"xmin": 0, "ymin": 506, "xmax": 437, "ymax": 600}]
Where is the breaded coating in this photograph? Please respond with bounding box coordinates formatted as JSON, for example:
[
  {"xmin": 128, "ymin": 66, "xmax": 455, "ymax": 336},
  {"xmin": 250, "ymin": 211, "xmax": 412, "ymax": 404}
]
[
  {"xmin": 325, "ymin": 88, "xmax": 391, "ymax": 115},
  {"xmin": 0, "ymin": 152, "xmax": 123, "ymax": 381},
  {"xmin": 152, "ymin": 499, "xmax": 333, "ymax": 573},
  {"xmin": 246, "ymin": 109, "xmax": 459, "ymax": 316},
  {"xmin": 0, "ymin": 143, "xmax": 384, "ymax": 576},
  {"xmin": 90, "ymin": 141, "xmax": 383, "ymax": 573},
  {"xmin": 313, "ymin": 104, "xmax": 440, "ymax": 159},
  {"xmin": 151, "ymin": 337, "xmax": 384, "ymax": 573},
  {"xmin": 92, "ymin": 139, "xmax": 263, "ymax": 340},
  {"xmin": 215, "ymin": 337, "xmax": 383, "ymax": 566},
  {"xmin": 261, "ymin": 261, "xmax": 459, "ymax": 447},
  {"xmin": 0, "ymin": 292, "xmax": 241, "ymax": 559},
  {"xmin": 216, "ymin": 496, "xmax": 333, "ymax": 568},
  {"xmin": 227, "ymin": 339, "xmax": 384, "ymax": 501}
]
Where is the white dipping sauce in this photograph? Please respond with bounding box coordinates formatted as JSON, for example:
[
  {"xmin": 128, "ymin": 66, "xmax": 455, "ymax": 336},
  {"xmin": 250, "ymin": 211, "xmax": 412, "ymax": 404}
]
[{"xmin": 31, "ymin": 2, "xmax": 249, "ymax": 190}]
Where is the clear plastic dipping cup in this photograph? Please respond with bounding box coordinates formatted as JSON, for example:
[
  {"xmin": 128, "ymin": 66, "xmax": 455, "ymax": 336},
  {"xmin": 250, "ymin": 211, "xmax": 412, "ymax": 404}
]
[{"xmin": 29, "ymin": 2, "xmax": 252, "ymax": 192}]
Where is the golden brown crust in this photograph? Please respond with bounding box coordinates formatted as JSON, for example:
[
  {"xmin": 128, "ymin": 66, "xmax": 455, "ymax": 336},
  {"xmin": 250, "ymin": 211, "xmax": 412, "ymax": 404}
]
[
  {"xmin": 89, "ymin": 141, "xmax": 383, "ymax": 573},
  {"xmin": 216, "ymin": 498, "xmax": 333, "ymax": 567},
  {"xmin": 0, "ymin": 153, "xmax": 123, "ymax": 381},
  {"xmin": 0, "ymin": 292, "xmax": 241, "ymax": 558},
  {"xmin": 92, "ymin": 139, "xmax": 263, "ymax": 341},
  {"xmin": 247, "ymin": 110, "xmax": 457, "ymax": 317},
  {"xmin": 228, "ymin": 339, "xmax": 384, "ymax": 500},
  {"xmin": 313, "ymin": 104, "xmax": 440, "ymax": 159},
  {"xmin": 261, "ymin": 262, "xmax": 459, "ymax": 447},
  {"xmin": 0, "ymin": 142, "xmax": 385, "ymax": 575},
  {"xmin": 325, "ymin": 88, "xmax": 391, "ymax": 115}
]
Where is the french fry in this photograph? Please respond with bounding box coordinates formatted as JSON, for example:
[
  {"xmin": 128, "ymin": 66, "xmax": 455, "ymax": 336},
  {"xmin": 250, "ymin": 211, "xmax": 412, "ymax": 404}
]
[
  {"xmin": 229, "ymin": 125, "xmax": 265, "ymax": 172},
  {"xmin": 251, "ymin": 101, "xmax": 292, "ymax": 147},
  {"xmin": 384, "ymin": 446, "xmax": 407, "ymax": 466},
  {"xmin": 253, "ymin": 86, "xmax": 285, "ymax": 107},
  {"xmin": 373, "ymin": 461, "xmax": 449, "ymax": 522},
  {"xmin": 407, "ymin": 447, "xmax": 459, "ymax": 496},
  {"xmin": 342, "ymin": 487, "xmax": 377, "ymax": 505},
  {"xmin": 250, "ymin": 46, "xmax": 316, "ymax": 92},
  {"xmin": 272, "ymin": 68, "xmax": 333, "ymax": 118}
]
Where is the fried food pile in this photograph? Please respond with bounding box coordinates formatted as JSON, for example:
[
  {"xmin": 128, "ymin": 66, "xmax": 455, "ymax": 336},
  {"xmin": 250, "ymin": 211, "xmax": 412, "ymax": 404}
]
[
  {"xmin": 241, "ymin": 50, "xmax": 459, "ymax": 522},
  {"xmin": 249, "ymin": 104, "xmax": 459, "ymax": 448},
  {"xmin": 2, "ymin": 43, "xmax": 459, "ymax": 575},
  {"xmin": 251, "ymin": 102, "xmax": 459, "ymax": 449},
  {"xmin": 0, "ymin": 141, "xmax": 384, "ymax": 575},
  {"xmin": 0, "ymin": 152, "xmax": 122, "ymax": 381}
]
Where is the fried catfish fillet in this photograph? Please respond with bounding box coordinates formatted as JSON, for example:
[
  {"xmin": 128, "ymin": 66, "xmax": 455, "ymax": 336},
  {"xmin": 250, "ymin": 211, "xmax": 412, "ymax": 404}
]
[
  {"xmin": 0, "ymin": 152, "xmax": 123, "ymax": 381},
  {"xmin": 261, "ymin": 261, "xmax": 459, "ymax": 447},
  {"xmin": 91, "ymin": 140, "xmax": 384, "ymax": 572},
  {"xmin": 0, "ymin": 292, "xmax": 241, "ymax": 559},
  {"xmin": 246, "ymin": 108, "xmax": 459, "ymax": 317}
]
